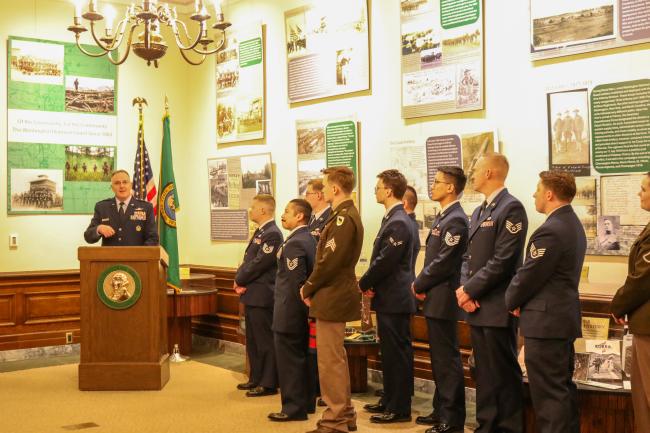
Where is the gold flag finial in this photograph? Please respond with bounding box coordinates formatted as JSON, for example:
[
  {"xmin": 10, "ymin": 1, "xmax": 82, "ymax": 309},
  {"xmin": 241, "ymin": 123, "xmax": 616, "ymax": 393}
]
[{"xmin": 132, "ymin": 97, "xmax": 148, "ymax": 114}]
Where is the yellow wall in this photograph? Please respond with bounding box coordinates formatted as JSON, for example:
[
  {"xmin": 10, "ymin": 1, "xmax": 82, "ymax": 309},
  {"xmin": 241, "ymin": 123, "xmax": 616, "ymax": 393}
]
[{"xmin": 2, "ymin": 0, "xmax": 647, "ymax": 294}]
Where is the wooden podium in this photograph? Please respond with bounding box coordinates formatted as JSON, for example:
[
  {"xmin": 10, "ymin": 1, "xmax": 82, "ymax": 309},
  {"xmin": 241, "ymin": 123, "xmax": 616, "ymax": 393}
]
[{"xmin": 78, "ymin": 246, "xmax": 170, "ymax": 390}]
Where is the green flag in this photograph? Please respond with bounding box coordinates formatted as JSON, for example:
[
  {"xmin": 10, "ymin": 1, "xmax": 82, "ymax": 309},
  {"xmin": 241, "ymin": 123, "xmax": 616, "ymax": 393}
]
[{"xmin": 158, "ymin": 113, "xmax": 181, "ymax": 291}]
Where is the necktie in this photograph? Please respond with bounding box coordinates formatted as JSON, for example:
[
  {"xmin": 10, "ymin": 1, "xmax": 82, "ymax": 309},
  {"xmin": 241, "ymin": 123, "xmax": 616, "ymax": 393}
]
[
  {"xmin": 309, "ymin": 214, "xmax": 316, "ymax": 226},
  {"xmin": 478, "ymin": 200, "xmax": 487, "ymax": 219},
  {"xmin": 119, "ymin": 202, "xmax": 126, "ymax": 217}
]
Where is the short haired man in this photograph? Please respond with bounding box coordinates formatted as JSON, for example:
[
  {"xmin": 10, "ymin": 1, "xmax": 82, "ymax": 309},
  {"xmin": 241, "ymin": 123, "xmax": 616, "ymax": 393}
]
[
  {"xmin": 359, "ymin": 169, "xmax": 416, "ymax": 424},
  {"xmin": 505, "ymin": 171, "xmax": 586, "ymax": 433},
  {"xmin": 269, "ymin": 199, "xmax": 317, "ymax": 422},
  {"xmin": 84, "ymin": 170, "xmax": 158, "ymax": 246},
  {"xmin": 403, "ymin": 185, "xmax": 421, "ymax": 273},
  {"xmin": 305, "ymin": 179, "xmax": 332, "ymax": 242},
  {"xmin": 456, "ymin": 153, "xmax": 528, "ymax": 433},
  {"xmin": 412, "ymin": 166, "xmax": 468, "ymax": 433},
  {"xmin": 234, "ymin": 194, "xmax": 283, "ymax": 397},
  {"xmin": 301, "ymin": 166, "xmax": 364, "ymax": 433}
]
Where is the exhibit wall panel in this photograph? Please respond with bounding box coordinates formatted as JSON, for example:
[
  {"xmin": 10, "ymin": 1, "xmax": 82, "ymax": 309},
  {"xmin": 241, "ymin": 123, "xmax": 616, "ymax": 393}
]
[{"xmin": 0, "ymin": 0, "xmax": 191, "ymax": 272}]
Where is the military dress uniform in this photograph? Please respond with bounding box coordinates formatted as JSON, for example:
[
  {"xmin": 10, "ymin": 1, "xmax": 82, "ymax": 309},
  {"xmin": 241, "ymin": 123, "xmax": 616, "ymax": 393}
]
[
  {"xmin": 505, "ymin": 205, "xmax": 586, "ymax": 433},
  {"xmin": 84, "ymin": 197, "xmax": 158, "ymax": 246},
  {"xmin": 359, "ymin": 203, "xmax": 416, "ymax": 417},
  {"xmin": 309, "ymin": 206, "xmax": 332, "ymax": 241},
  {"xmin": 272, "ymin": 225, "xmax": 316, "ymax": 419},
  {"xmin": 462, "ymin": 189, "xmax": 528, "ymax": 433},
  {"xmin": 407, "ymin": 212, "xmax": 421, "ymax": 275},
  {"xmin": 235, "ymin": 221, "xmax": 283, "ymax": 391},
  {"xmin": 611, "ymin": 221, "xmax": 650, "ymax": 433},
  {"xmin": 413, "ymin": 201, "xmax": 468, "ymax": 429},
  {"xmin": 302, "ymin": 199, "xmax": 363, "ymax": 433}
]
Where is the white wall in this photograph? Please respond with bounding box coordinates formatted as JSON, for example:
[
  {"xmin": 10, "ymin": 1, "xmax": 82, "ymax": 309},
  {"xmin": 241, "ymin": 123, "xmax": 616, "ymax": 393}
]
[{"xmin": 3, "ymin": 0, "xmax": 646, "ymax": 292}]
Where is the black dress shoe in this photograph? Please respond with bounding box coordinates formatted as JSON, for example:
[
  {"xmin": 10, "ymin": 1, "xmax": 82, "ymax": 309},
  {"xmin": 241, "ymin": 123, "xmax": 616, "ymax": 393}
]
[
  {"xmin": 416, "ymin": 412, "xmax": 441, "ymax": 425},
  {"xmin": 363, "ymin": 402, "xmax": 386, "ymax": 414},
  {"xmin": 425, "ymin": 423, "xmax": 464, "ymax": 433},
  {"xmin": 317, "ymin": 397, "xmax": 327, "ymax": 407},
  {"xmin": 236, "ymin": 381, "xmax": 256, "ymax": 390},
  {"xmin": 246, "ymin": 386, "xmax": 278, "ymax": 397},
  {"xmin": 268, "ymin": 412, "xmax": 307, "ymax": 422},
  {"xmin": 369, "ymin": 412, "xmax": 412, "ymax": 423}
]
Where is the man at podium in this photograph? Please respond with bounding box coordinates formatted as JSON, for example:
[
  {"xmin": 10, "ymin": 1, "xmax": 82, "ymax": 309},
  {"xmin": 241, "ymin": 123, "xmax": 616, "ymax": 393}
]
[{"xmin": 84, "ymin": 170, "xmax": 158, "ymax": 246}]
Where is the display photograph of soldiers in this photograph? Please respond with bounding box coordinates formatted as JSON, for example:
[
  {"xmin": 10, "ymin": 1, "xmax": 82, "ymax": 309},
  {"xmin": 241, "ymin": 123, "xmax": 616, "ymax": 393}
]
[
  {"xmin": 547, "ymin": 88, "xmax": 590, "ymax": 168},
  {"xmin": 64, "ymin": 75, "xmax": 115, "ymax": 113},
  {"xmin": 297, "ymin": 126, "xmax": 326, "ymax": 155},
  {"xmin": 596, "ymin": 215, "xmax": 621, "ymax": 251},
  {"xmin": 65, "ymin": 145, "xmax": 115, "ymax": 182},
  {"xmin": 9, "ymin": 39, "xmax": 63, "ymax": 85},
  {"xmin": 208, "ymin": 159, "xmax": 228, "ymax": 209},
  {"xmin": 217, "ymin": 102, "xmax": 236, "ymax": 138},
  {"xmin": 10, "ymin": 168, "xmax": 63, "ymax": 211}
]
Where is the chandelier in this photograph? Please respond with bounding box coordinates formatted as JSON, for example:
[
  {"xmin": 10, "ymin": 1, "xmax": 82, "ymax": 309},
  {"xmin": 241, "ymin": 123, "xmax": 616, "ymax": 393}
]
[{"xmin": 67, "ymin": 0, "xmax": 231, "ymax": 67}]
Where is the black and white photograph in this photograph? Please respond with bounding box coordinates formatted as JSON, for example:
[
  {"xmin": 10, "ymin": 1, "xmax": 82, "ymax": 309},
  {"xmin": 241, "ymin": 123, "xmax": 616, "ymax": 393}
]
[
  {"xmin": 298, "ymin": 159, "xmax": 325, "ymax": 196},
  {"xmin": 9, "ymin": 39, "xmax": 63, "ymax": 85},
  {"xmin": 456, "ymin": 63, "xmax": 481, "ymax": 107},
  {"xmin": 65, "ymin": 146, "xmax": 115, "ymax": 182},
  {"xmin": 587, "ymin": 353, "xmax": 622, "ymax": 381},
  {"xmin": 403, "ymin": 67, "xmax": 455, "ymax": 106},
  {"xmin": 400, "ymin": 0, "xmax": 433, "ymax": 17},
  {"xmin": 64, "ymin": 76, "xmax": 115, "ymax": 113},
  {"xmin": 531, "ymin": 0, "xmax": 615, "ymax": 49},
  {"xmin": 596, "ymin": 215, "xmax": 621, "ymax": 252},
  {"xmin": 574, "ymin": 177, "xmax": 597, "ymax": 238},
  {"xmin": 402, "ymin": 24, "xmax": 437, "ymax": 56},
  {"xmin": 216, "ymin": 36, "xmax": 238, "ymax": 64},
  {"xmin": 241, "ymin": 154, "xmax": 272, "ymax": 189},
  {"xmin": 208, "ymin": 159, "xmax": 229, "ymax": 209},
  {"xmin": 10, "ymin": 168, "xmax": 64, "ymax": 211},
  {"xmin": 336, "ymin": 48, "xmax": 353, "ymax": 86},
  {"xmin": 216, "ymin": 68, "xmax": 240, "ymax": 91},
  {"xmin": 547, "ymin": 89, "xmax": 590, "ymax": 169},
  {"xmin": 286, "ymin": 13, "xmax": 307, "ymax": 57},
  {"xmin": 235, "ymin": 97, "xmax": 263, "ymax": 134},
  {"xmin": 256, "ymin": 179, "xmax": 272, "ymax": 195},
  {"xmin": 420, "ymin": 43, "xmax": 442, "ymax": 67},
  {"xmin": 573, "ymin": 352, "xmax": 591, "ymax": 381},
  {"xmin": 217, "ymin": 101, "xmax": 236, "ymax": 139},
  {"xmin": 442, "ymin": 25, "xmax": 482, "ymax": 57},
  {"xmin": 297, "ymin": 127, "xmax": 325, "ymax": 155}
]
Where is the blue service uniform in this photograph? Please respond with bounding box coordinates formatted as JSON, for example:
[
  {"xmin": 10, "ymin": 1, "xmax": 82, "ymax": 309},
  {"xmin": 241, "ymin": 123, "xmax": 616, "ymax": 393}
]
[
  {"xmin": 309, "ymin": 207, "xmax": 331, "ymax": 241},
  {"xmin": 505, "ymin": 205, "xmax": 586, "ymax": 433},
  {"xmin": 359, "ymin": 203, "xmax": 416, "ymax": 415},
  {"xmin": 407, "ymin": 212, "xmax": 421, "ymax": 277},
  {"xmin": 272, "ymin": 226, "xmax": 316, "ymax": 418},
  {"xmin": 84, "ymin": 197, "xmax": 158, "ymax": 246},
  {"xmin": 462, "ymin": 189, "xmax": 528, "ymax": 433},
  {"xmin": 235, "ymin": 221, "xmax": 283, "ymax": 390},
  {"xmin": 413, "ymin": 201, "xmax": 468, "ymax": 428}
]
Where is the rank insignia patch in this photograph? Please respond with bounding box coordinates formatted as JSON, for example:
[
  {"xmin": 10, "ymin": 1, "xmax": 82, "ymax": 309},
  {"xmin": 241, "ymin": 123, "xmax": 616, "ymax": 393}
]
[
  {"xmin": 530, "ymin": 243, "xmax": 546, "ymax": 259},
  {"xmin": 506, "ymin": 220, "xmax": 523, "ymax": 234},
  {"xmin": 445, "ymin": 232, "xmax": 461, "ymax": 246}
]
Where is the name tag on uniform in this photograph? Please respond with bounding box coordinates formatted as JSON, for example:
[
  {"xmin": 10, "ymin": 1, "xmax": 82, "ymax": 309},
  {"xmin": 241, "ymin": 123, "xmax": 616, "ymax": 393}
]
[
  {"xmin": 480, "ymin": 220, "xmax": 494, "ymax": 228},
  {"xmin": 101, "ymin": 218, "xmax": 110, "ymax": 222},
  {"xmin": 130, "ymin": 209, "xmax": 146, "ymax": 221},
  {"xmin": 254, "ymin": 238, "xmax": 262, "ymax": 244},
  {"xmin": 431, "ymin": 228, "xmax": 441, "ymax": 236}
]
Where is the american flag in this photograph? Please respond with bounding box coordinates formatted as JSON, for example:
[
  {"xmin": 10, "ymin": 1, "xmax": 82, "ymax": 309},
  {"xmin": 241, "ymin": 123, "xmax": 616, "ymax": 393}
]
[{"xmin": 133, "ymin": 119, "xmax": 157, "ymax": 216}]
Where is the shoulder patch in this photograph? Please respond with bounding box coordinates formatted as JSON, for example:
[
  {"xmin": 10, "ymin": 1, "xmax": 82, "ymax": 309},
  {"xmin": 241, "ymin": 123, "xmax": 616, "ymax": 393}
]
[
  {"xmin": 529, "ymin": 242, "xmax": 546, "ymax": 259},
  {"xmin": 505, "ymin": 220, "xmax": 523, "ymax": 234},
  {"xmin": 325, "ymin": 238, "xmax": 337, "ymax": 251},
  {"xmin": 286, "ymin": 257, "xmax": 298, "ymax": 270},
  {"xmin": 388, "ymin": 236, "xmax": 403, "ymax": 246},
  {"xmin": 262, "ymin": 243, "xmax": 274, "ymax": 254},
  {"xmin": 444, "ymin": 232, "xmax": 461, "ymax": 246},
  {"xmin": 337, "ymin": 215, "xmax": 345, "ymax": 226}
]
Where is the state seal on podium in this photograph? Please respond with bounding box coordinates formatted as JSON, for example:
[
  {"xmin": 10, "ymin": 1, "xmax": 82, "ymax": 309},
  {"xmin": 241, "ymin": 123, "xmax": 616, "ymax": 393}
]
[{"xmin": 97, "ymin": 265, "xmax": 142, "ymax": 310}]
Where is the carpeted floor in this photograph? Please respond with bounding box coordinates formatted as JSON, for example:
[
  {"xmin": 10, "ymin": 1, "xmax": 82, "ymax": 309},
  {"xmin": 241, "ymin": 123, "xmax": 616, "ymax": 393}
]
[{"xmin": 0, "ymin": 350, "xmax": 475, "ymax": 433}]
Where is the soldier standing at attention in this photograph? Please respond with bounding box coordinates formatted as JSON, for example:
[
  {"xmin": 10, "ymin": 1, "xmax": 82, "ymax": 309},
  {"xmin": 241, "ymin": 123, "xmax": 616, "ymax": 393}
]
[
  {"xmin": 456, "ymin": 153, "xmax": 528, "ymax": 433},
  {"xmin": 413, "ymin": 166, "xmax": 468, "ymax": 433},
  {"xmin": 234, "ymin": 195, "xmax": 283, "ymax": 397},
  {"xmin": 268, "ymin": 199, "xmax": 316, "ymax": 422},
  {"xmin": 359, "ymin": 169, "xmax": 416, "ymax": 424},
  {"xmin": 301, "ymin": 166, "xmax": 364, "ymax": 433},
  {"xmin": 505, "ymin": 171, "xmax": 586, "ymax": 433}
]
